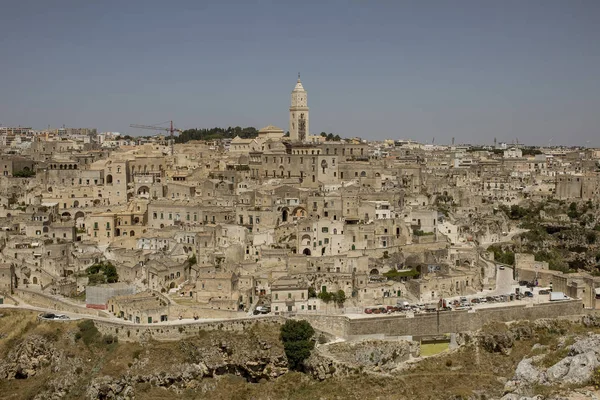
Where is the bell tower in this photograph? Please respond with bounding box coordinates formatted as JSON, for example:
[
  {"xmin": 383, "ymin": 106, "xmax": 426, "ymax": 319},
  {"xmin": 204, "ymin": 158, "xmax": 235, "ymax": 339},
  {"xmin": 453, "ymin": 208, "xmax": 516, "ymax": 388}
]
[{"xmin": 289, "ymin": 73, "xmax": 309, "ymax": 142}]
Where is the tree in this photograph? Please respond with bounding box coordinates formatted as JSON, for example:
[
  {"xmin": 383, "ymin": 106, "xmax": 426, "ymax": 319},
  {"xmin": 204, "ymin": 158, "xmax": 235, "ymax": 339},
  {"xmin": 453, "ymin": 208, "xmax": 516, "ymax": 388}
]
[
  {"xmin": 175, "ymin": 126, "xmax": 259, "ymax": 143},
  {"xmin": 280, "ymin": 320, "xmax": 315, "ymax": 370},
  {"xmin": 334, "ymin": 290, "xmax": 346, "ymax": 306},
  {"xmin": 13, "ymin": 169, "xmax": 35, "ymax": 178},
  {"xmin": 318, "ymin": 290, "xmax": 333, "ymax": 303},
  {"xmin": 86, "ymin": 261, "xmax": 119, "ymax": 285},
  {"xmin": 308, "ymin": 286, "xmax": 317, "ymax": 298}
]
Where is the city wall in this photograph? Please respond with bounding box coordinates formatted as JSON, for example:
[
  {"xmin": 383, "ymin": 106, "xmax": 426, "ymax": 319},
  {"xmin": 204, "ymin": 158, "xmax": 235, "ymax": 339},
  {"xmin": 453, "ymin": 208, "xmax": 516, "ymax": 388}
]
[
  {"xmin": 91, "ymin": 299, "xmax": 583, "ymax": 342},
  {"xmin": 297, "ymin": 300, "xmax": 583, "ymax": 339},
  {"xmin": 94, "ymin": 316, "xmax": 285, "ymax": 342}
]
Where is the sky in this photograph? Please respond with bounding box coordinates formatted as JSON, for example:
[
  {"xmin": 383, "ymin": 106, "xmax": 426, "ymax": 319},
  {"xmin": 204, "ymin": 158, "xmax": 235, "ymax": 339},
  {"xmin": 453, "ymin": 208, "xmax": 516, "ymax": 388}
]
[{"xmin": 1, "ymin": 0, "xmax": 599, "ymax": 146}]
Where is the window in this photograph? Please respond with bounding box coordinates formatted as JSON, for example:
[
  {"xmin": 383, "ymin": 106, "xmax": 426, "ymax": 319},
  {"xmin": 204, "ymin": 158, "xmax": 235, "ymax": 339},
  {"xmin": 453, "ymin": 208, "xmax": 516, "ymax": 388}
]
[
  {"xmin": 322, "ymin": 227, "xmax": 328, "ymax": 233},
  {"xmin": 153, "ymin": 212, "xmax": 157, "ymax": 219},
  {"xmin": 275, "ymin": 293, "xmax": 279, "ymax": 300},
  {"xmin": 106, "ymin": 222, "xmax": 110, "ymax": 229}
]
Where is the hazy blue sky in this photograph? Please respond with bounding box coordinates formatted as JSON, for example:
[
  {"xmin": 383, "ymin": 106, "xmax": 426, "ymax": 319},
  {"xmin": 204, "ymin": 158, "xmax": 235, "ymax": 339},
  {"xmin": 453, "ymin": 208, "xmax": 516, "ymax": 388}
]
[{"xmin": 1, "ymin": 1, "xmax": 599, "ymax": 145}]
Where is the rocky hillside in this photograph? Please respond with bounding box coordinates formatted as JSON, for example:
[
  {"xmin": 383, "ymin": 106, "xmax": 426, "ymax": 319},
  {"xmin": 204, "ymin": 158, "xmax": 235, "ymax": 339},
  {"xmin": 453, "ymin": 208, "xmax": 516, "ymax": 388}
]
[{"xmin": 2, "ymin": 309, "xmax": 600, "ymax": 399}]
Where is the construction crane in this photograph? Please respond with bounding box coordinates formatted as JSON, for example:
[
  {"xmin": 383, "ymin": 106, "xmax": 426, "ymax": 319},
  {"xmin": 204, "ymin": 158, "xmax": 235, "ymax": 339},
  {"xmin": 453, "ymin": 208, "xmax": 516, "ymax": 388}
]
[{"xmin": 129, "ymin": 120, "xmax": 182, "ymax": 156}]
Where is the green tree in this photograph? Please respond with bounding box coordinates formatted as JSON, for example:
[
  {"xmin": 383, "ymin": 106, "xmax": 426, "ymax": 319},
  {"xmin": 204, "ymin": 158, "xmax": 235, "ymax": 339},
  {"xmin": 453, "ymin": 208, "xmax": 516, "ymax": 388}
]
[
  {"xmin": 280, "ymin": 320, "xmax": 315, "ymax": 370},
  {"xmin": 104, "ymin": 264, "xmax": 118, "ymax": 283},
  {"xmin": 318, "ymin": 291, "xmax": 333, "ymax": 303},
  {"xmin": 333, "ymin": 290, "xmax": 346, "ymax": 306},
  {"xmin": 13, "ymin": 169, "xmax": 35, "ymax": 178},
  {"xmin": 86, "ymin": 261, "xmax": 119, "ymax": 285}
]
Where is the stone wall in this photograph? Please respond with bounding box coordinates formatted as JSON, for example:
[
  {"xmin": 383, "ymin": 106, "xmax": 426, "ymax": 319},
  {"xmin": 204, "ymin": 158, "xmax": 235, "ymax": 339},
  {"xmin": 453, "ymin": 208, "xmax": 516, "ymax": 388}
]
[
  {"xmin": 82, "ymin": 299, "xmax": 584, "ymax": 342},
  {"xmin": 14, "ymin": 289, "xmax": 108, "ymax": 317},
  {"xmin": 294, "ymin": 314, "xmax": 348, "ymax": 338},
  {"xmin": 94, "ymin": 316, "xmax": 285, "ymax": 342},
  {"xmin": 296, "ymin": 300, "xmax": 583, "ymax": 339}
]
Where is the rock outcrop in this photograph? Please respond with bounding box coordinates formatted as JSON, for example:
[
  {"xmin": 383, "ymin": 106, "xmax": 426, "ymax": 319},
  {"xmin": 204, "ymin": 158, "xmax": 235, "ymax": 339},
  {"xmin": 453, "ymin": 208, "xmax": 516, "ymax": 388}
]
[
  {"xmin": 502, "ymin": 333, "xmax": 600, "ymax": 398},
  {"xmin": 304, "ymin": 339, "xmax": 419, "ymax": 380}
]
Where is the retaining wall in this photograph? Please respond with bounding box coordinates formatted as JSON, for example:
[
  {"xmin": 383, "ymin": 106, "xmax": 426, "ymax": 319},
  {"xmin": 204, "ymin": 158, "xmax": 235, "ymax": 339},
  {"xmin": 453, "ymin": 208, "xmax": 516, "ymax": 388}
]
[
  {"xmin": 94, "ymin": 316, "xmax": 285, "ymax": 342},
  {"xmin": 83, "ymin": 300, "xmax": 583, "ymax": 342},
  {"xmin": 14, "ymin": 289, "xmax": 108, "ymax": 317},
  {"xmin": 296, "ymin": 300, "xmax": 583, "ymax": 339}
]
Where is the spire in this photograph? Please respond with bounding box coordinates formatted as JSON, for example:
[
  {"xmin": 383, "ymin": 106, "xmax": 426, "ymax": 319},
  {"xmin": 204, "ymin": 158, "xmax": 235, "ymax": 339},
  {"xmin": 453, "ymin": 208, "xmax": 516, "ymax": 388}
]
[{"xmin": 293, "ymin": 73, "xmax": 305, "ymax": 92}]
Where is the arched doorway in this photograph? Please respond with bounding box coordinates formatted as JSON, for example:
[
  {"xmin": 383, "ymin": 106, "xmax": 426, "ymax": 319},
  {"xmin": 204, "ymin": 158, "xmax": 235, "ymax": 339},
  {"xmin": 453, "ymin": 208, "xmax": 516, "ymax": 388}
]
[
  {"xmin": 282, "ymin": 208, "xmax": 289, "ymax": 223},
  {"xmin": 106, "ymin": 175, "xmax": 113, "ymax": 185},
  {"xmin": 303, "ymin": 248, "xmax": 311, "ymax": 256},
  {"xmin": 369, "ymin": 268, "xmax": 379, "ymax": 275},
  {"xmin": 130, "ymin": 230, "xmax": 135, "ymax": 237}
]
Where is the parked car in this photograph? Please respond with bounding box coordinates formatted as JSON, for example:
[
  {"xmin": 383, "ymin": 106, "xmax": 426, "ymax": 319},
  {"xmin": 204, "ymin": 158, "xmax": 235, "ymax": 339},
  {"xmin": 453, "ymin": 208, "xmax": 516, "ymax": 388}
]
[
  {"xmin": 539, "ymin": 290, "xmax": 550, "ymax": 295},
  {"xmin": 499, "ymin": 265, "xmax": 505, "ymax": 270},
  {"xmin": 486, "ymin": 296, "xmax": 495, "ymax": 302},
  {"xmin": 470, "ymin": 298, "xmax": 480, "ymax": 304},
  {"xmin": 519, "ymin": 280, "xmax": 529, "ymax": 286},
  {"xmin": 524, "ymin": 291, "xmax": 534, "ymax": 297},
  {"xmin": 479, "ymin": 297, "xmax": 487, "ymax": 303},
  {"xmin": 364, "ymin": 308, "xmax": 373, "ymax": 314},
  {"xmin": 255, "ymin": 306, "xmax": 271, "ymax": 314}
]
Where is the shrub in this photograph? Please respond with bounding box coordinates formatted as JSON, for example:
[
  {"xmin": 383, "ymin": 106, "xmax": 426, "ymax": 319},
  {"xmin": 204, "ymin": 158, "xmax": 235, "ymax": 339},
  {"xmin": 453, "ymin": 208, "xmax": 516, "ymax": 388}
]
[
  {"xmin": 590, "ymin": 367, "xmax": 600, "ymax": 389},
  {"xmin": 103, "ymin": 335, "xmax": 118, "ymax": 344},
  {"xmin": 76, "ymin": 320, "xmax": 100, "ymax": 345}
]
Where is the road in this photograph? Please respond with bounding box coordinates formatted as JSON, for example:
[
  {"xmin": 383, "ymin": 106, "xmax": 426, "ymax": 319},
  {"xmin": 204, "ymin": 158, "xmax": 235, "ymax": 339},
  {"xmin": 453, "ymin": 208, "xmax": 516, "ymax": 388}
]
[
  {"xmin": 478, "ymin": 227, "xmax": 528, "ymax": 248},
  {"xmin": 489, "ymin": 266, "xmax": 516, "ymax": 296}
]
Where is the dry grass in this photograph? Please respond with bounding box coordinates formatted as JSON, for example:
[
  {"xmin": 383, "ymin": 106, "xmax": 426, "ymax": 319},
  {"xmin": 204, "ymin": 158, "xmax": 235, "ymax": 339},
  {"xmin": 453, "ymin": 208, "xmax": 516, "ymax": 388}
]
[{"xmin": 420, "ymin": 342, "xmax": 450, "ymax": 357}]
